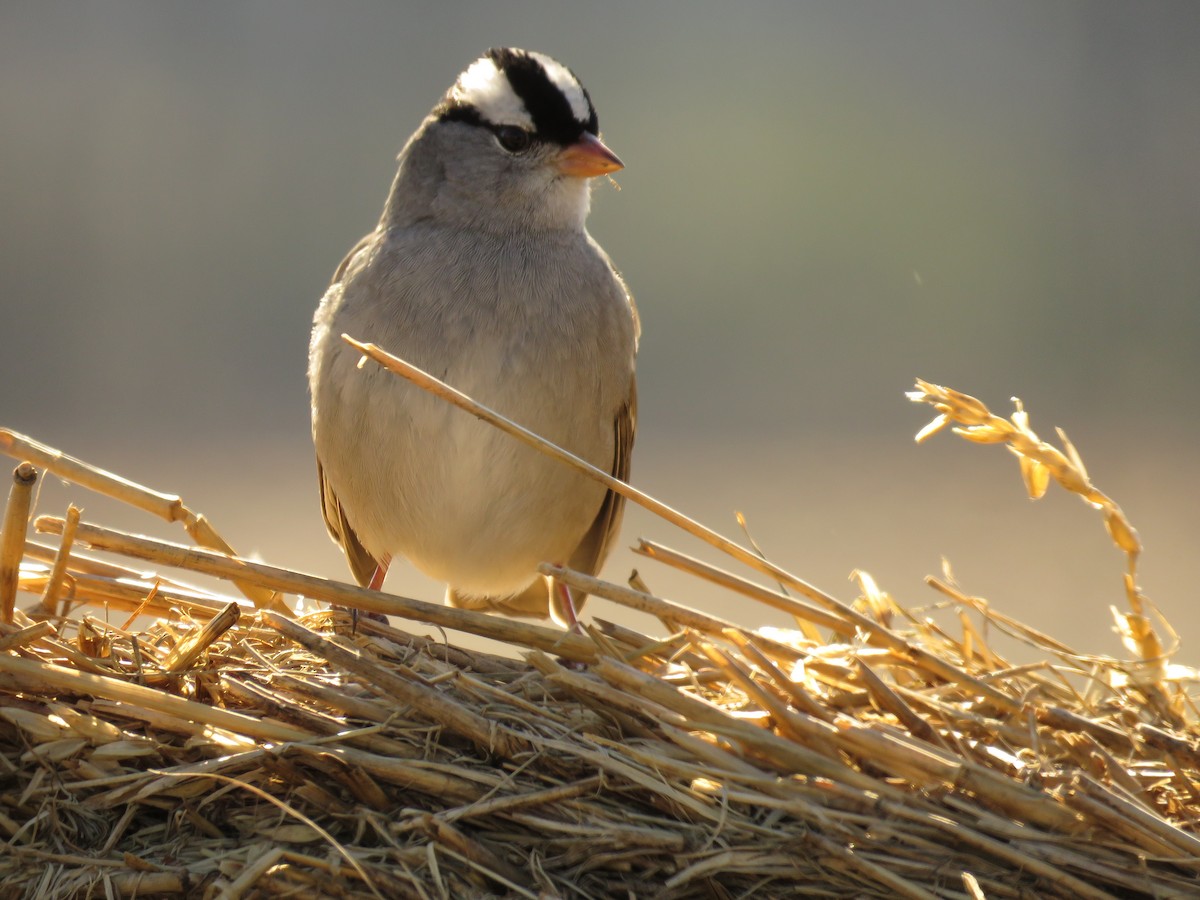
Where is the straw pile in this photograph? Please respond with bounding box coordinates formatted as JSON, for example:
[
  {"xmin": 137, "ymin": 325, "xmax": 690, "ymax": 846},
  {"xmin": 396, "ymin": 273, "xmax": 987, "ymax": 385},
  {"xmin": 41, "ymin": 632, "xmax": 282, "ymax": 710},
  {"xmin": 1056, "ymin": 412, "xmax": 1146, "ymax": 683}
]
[{"xmin": 1, "ymin": 364, "xmax": 1198, "ymax": 899}]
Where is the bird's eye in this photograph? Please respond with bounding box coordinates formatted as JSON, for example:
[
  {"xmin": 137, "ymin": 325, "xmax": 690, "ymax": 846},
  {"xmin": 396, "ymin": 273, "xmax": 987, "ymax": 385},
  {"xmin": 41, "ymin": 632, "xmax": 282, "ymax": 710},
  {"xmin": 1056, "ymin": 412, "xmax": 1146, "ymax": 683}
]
[{"xmin": 495, "ymin": 126, "xmax": 532, "ymax": 154}]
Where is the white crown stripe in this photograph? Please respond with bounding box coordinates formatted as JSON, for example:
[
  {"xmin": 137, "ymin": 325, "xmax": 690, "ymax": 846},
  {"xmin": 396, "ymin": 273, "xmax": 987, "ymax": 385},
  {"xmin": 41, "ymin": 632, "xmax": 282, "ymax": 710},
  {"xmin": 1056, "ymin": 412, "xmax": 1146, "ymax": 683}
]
[
  {"xmin": 453, "ymin": 57, "xmax": 533, "ymax": 129},
  {"xmin": 529, "ymin": 52, "xmax": 590, "ymax": 124}
]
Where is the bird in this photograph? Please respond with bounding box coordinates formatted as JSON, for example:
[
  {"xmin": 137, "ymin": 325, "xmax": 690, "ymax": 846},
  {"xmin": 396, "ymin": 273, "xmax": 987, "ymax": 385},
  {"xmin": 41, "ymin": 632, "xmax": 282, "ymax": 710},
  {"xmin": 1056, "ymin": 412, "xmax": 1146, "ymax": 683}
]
[{"xmin": 308, "ymin": 48, "xmax": 639, "ymax": 629}]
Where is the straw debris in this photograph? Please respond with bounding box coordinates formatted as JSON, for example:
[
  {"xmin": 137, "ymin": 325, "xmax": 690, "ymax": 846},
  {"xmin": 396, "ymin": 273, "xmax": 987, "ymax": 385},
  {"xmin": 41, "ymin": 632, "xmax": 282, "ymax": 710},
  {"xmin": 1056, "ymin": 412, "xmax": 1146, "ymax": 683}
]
[{"xmin": 0, "ymin": 376, "xmax": 1197, "ymax": 898}]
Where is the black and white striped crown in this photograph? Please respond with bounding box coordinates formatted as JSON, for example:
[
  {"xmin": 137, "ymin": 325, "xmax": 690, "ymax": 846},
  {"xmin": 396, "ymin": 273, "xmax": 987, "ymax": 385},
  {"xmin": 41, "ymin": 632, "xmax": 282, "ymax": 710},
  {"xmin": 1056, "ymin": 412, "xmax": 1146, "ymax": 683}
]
[{"xmin": 437, "ymin": 48, "xmax": 599, "ymax": 146}]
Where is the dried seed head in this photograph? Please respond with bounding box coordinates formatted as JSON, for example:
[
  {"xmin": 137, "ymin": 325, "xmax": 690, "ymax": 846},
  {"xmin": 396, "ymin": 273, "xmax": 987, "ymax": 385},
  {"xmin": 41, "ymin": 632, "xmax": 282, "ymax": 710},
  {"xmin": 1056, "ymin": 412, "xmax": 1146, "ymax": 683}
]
[
  {"xmin": 914, "ymin": 414, "xmax": 951, "ymax": 443},
  {"xmin": 946, "ymin": 390, "xmax": 993, "ymax": 426},
  {"xmin": 1057, "ymin": 427, "xmax": 1089, "ymax": 483},
  {"xmin": 1105, "ymin": 508, "xmax": 1142, "ymax": 555},
  {"xmin": 910, "ymin": 380, "xmax": 992, "ymax": 426},
  {"xmin": 952, "ymin": 424, "xmax": 1011, "ymax": 444},
  {"xmin": 1010, "ymin": 404, "xmax": 1039, "ymax": 444},
  {"xmin": 1017, "ymin": 454, "xmax": 1050, "ymax": 500},
  {"xmin": 1041, "ymin": 445, "xmax": 1090, "ymax": 495}
]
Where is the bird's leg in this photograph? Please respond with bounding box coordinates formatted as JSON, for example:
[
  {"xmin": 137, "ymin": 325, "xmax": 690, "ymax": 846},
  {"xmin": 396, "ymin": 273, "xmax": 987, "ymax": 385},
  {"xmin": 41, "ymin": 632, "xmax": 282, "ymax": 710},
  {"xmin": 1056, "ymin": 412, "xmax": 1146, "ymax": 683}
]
[
  {"xmin": 351, "ymin": 554, "xmax": 392, "ymax": 632},
  {"xmin": 367, "ymin": 554, "xmax": 392, "ymax": 592},
  {"xmin": 552, "ymin": 577, "xmax": 590, "ymax": 670},
  {"xmin": 554, "ymin": 577, "xmax": 583, "ymax": 634}
]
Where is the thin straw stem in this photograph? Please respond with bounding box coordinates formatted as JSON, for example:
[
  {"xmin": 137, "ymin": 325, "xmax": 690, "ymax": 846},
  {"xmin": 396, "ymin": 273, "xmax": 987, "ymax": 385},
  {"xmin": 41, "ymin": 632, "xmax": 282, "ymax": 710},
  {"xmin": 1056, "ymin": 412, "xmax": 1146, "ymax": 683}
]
[{"xmin": 344, "ymin": 336, "xmax": 1020, "ymax": 711}]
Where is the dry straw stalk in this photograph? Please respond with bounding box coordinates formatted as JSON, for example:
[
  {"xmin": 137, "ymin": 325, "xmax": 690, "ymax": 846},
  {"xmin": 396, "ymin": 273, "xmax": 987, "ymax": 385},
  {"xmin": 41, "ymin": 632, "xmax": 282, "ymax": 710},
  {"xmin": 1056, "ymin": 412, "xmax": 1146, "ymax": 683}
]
[{"xmin": 0, "ymin": 370, "xmax": 1197, "ymax": 898}]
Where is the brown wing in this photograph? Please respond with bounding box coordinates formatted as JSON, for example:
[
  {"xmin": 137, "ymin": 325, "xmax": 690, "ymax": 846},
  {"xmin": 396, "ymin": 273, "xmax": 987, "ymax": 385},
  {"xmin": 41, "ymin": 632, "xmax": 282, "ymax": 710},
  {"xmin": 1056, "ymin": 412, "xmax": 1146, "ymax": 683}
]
[
  {"xmin": 570, "ymin": 376, "xmax": 636, "ymax": 575},
  {"xmin": 317, "ymin": 459, "xmax": 380, "ymax": 588},
  {"xmin": 551, "ymin": 374, "xmax": 637, "ymax": 620},
  {"xmin": 447, "ymin": 375, "xmax": 638, "ymax": 622}
]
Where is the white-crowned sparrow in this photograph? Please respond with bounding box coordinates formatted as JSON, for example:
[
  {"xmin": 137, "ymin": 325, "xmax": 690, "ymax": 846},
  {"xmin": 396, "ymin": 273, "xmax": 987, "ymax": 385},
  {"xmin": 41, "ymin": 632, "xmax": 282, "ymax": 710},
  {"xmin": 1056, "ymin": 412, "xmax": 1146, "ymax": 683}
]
[{"xmin": 308, "ymin": 48, "xmax": 639, "ymax": 627}]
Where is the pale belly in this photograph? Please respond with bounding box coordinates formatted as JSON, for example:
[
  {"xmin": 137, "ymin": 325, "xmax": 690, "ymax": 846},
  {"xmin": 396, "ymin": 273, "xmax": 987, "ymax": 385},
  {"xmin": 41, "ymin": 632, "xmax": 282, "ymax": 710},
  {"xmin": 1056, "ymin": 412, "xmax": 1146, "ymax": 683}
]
[{"xmin": 313, "ymin": 342, "xmax": 612, "ymax": 598}]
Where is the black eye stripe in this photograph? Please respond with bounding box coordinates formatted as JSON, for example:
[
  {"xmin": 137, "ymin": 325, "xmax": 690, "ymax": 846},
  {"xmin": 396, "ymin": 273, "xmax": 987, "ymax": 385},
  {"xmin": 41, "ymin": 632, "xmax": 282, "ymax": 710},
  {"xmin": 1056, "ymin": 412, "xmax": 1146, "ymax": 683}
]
[
  {"xmin": 439, "ymin": 105, "xmax": 483, "ymax": 127},
  {"xmin": 434, "ymin": 109, "xmax": 538, "ymax": 154}
]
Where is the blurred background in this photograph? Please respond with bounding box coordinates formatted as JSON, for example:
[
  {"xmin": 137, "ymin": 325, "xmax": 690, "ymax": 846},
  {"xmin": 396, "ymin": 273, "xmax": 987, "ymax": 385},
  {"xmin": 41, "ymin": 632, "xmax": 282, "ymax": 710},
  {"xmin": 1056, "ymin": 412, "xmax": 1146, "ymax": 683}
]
[{"xmin": 2, "ymin": 1, "xmax": 1198, "ymax": 661}]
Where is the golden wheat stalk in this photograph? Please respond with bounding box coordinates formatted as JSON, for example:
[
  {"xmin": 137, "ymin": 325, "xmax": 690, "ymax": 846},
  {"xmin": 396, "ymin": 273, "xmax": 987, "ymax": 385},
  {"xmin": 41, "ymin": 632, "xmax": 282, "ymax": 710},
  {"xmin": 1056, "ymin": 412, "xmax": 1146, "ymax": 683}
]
[{"xmin": 909, "ymin": 379, "xmax": 1171, "ymax": 688}]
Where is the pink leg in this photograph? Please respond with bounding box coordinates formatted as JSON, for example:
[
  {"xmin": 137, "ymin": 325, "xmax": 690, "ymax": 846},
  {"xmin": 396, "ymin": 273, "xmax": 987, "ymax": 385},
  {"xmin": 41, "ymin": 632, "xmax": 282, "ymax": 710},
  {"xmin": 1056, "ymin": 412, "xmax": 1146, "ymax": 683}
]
[
  {"xmin": 555, "ymin": 578, "xmax": 582, "ymax": 633},
  {"xmin": 351, "ymin": 555, "xmax": 392, "ymax": 632},
  {"xmin": 553, "ymin": 577, "xmax": 589, "ymax": 669},
  {"xmin": 367, "ymin": 554, "xmax": 392, "ymax": 592}
]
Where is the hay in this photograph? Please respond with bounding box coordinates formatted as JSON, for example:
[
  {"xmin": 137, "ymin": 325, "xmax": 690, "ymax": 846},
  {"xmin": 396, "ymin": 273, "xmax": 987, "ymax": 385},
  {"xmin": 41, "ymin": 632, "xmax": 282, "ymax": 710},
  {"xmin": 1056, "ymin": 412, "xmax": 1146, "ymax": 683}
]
[{"xmin": 0, "ymin": 373, "xmax": 1198, "ymax": 898}]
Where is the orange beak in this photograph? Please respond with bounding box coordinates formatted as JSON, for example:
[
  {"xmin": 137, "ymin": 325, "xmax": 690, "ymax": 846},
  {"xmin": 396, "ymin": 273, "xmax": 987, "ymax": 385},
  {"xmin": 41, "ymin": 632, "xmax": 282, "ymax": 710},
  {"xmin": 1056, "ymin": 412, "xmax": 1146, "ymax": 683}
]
[{"xmin": 556, "ymin": 132, "xmax": 624, "ymax": 178}]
